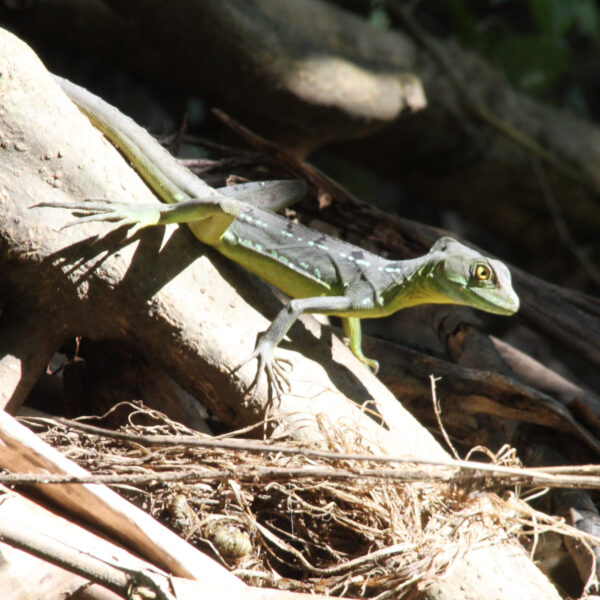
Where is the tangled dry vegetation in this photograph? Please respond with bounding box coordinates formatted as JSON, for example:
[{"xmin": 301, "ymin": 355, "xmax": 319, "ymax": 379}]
[{"xmin": 20, "ymin": 402, "xmax": 596, "ymax": 598}]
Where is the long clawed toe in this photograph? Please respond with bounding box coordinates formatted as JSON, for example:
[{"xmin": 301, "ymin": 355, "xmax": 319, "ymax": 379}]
[
  {"xmin": 32, "ymin": 198, "xmax": 146, "ymax": 238},
  {"xmin": 60, "ymin": 214, "xmax": 134, "ymax": 238},
  {"xmin": 59, "ymin": 213, "xmax": 126, "ymax": 229},
  {"xmin": 231, "ymin": 348, "xmax": 293, "ymax": 400},
  {"xmin": 265, "ymin": 357, "xmax": 292, "ymax": 397},
  {"xmin": 33, "ymin": 198, "xmax": 123, "ymax": 214}
]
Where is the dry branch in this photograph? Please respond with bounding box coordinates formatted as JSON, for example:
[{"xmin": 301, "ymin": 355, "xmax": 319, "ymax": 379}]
[
  {"xmin": 0, "ymin": 26, "xmax": 564, "ymax": 600},
  {"xmin": 0, "ymin": 484, "xmax": 333, "ymax": 600},
  {"xmin": 212, "ymin": 106, "xmax": 600, "ymax": 374},
  {"xmin": 0, "ymin": 26, "xmax": 446, "ymax": 457},
  {"xmin": 13, "ymin": 409, "xmax": 600, "ymax": 596},
  {"xmin": 9, "ymin": 414, "xmax": 600, "ymax": 490},
  {"xmin": 26, "ymin": 0, "xmax": 598, "ymax": 278},
  {"xmin": 0, "ymin": 408, "xmax": 242, "ymax": 586}
]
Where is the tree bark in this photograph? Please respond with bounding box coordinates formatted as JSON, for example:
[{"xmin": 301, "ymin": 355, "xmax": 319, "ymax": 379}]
[
  {"xmin": 11, "ymin": 0, "xmax": 596, "ymax": 282},
  {"xmin": 0, "ymin": 27, "xmax": 564, "ymax": 599}
]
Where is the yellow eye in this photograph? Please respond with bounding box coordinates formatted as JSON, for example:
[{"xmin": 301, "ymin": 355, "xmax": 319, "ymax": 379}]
[{"xmin": 475, "ymin": 264, "xmax": 491, "ymax": 281}]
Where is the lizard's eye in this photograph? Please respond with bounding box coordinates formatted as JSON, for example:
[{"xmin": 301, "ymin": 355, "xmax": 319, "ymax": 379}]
[{"xmin": 475, "ymin": 264, "xmax": 491, "ymax": 281}]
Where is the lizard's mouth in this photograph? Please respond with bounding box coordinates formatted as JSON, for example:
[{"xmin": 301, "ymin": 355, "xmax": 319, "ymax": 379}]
[{"xmin": 469, "ymin": 286, "xmax": 520, "ymax": 315}]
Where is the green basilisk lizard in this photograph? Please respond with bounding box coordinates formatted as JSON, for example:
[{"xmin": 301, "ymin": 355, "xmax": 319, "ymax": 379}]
[{"xmin": 37, "ymin": 76, "xmax": 519, "ymax": 395}]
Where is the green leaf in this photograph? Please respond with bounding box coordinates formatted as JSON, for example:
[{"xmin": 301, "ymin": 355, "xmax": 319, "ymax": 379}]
[
  {"xmin": 529, "ymin": 0, "xmax": 576, "ymax": 38},
  {"xmin": 529, "ymin": 0, "xmax": 599, "ymax": 39},
  {"xmin": 529, "ymin": 0, "xmax": 554, "ymax": 34},
  {"xmin": 491, "ymin": 34, "xmax": 569, "ymax": 93},
  {"xmin": 447, "ymin": 0, "xmax": 479, "ymax": 48},
  {"xmin": 571, "ymin": 0, "xmax": 600, "ymax": 38},
  {"xmin": 369, "ymin": 8, "xmax": 390, "ymax": 29}
]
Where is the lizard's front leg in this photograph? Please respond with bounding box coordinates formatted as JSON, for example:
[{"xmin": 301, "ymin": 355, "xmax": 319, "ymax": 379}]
[
  {"xmin": 32, "ymin": 196, "xmax": 239, "ymax": 243},
  {"xmin": 234, "ymin": 295, "xmax": 356, "ymax": 398},
  {"xmin": 342, "ymin": 316, "xmax": 379, "ymax": 374}
]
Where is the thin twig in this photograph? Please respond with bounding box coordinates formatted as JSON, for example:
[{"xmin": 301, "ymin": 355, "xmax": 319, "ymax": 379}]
[
  {"xmin": 0, "ymin": 466, "xmax": 454, "ymax": 486},
  {"xmin": 211, "ymin": 109, "xmax": 367, "ymax": 209},
  {"xmin": 19, "ymin": 416, "xmax": 600, "ymax": 487},
  {"xmin": 4, "ymin": 457, "xmax": 600, "ymax": 490},
  {"xmin": 430, "ymin": 375, "xmax": 460, "ymax": 460},
  {"xmin": 530, "ymin": 156, "xmax": 600, "ymax": 287}
]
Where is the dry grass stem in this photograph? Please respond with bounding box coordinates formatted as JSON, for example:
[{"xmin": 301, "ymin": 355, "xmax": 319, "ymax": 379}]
[{"xmin": 14, "ymin": 404, "xmax": 600, "ymax": 597}]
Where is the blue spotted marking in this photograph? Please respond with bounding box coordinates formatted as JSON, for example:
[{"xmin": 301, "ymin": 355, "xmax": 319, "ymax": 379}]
[{"xmin": 223, "ymin": 219, "xmax": 334, "ymax": 289}]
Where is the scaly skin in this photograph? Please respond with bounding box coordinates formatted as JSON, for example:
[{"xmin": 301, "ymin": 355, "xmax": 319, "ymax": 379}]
[{"xmin": 36, "ymin": 76, "xmax": 520, "ymax": 396}]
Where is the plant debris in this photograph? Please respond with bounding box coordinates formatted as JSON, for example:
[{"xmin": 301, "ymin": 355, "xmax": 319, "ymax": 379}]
[{"xmin": 19, "ymin": 402, "xmax": 599, "ymax": 598}]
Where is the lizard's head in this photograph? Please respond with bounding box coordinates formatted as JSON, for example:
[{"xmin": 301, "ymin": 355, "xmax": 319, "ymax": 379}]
[{"xmin": 426, "ymin": 237, "xmax": 519, "ymax": 315}]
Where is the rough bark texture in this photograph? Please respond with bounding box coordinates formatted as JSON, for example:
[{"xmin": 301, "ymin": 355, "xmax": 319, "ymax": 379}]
[
  {"xmin": 204, "ymin": 109, "xmax": 600, "ymax": 375},
  {"xmin": 5, "ymin": 0, "xmax": 598, "ymax": 283},
  {"xmin": 366, "ymin": 333, "xmax": 600, "ymax": 454},
  {"xmin": 0, "ymin": 28, "xmax": 562, "ymax": 600}
]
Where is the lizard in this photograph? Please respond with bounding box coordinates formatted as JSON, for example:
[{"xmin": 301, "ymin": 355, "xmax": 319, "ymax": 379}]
[{"xmin": 36, "ymin": 76, "xmax": 520, "ymax": 395}]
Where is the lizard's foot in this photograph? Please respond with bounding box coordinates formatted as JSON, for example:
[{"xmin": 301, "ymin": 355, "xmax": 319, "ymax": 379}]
[
  {"xmin": 32, "ymin": 199, "xmax": 161, "ymax": 238},
  {"xmin": 232, "ymin": 341, "xmax": 293, "ymax": 400},
  {"xmin": 345, "ymin": 342, "xmax": 379, "ymax": 375},
  {"xmin": 363, "ymin": 356, "xmax": 380, "ymax": 375}
]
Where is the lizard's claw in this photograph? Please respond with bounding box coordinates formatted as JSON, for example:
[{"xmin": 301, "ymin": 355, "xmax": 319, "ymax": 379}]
[
  {"xmin": 232, "ymin": 341, "xmax": 292, "ymax": 400},
  {"xmin": 266, "ymin": 356, "xmax": 293, "ymax": 397},
  {"xmin": 32, "ymin": 199, "xmax": 161, "ymax": 238}
]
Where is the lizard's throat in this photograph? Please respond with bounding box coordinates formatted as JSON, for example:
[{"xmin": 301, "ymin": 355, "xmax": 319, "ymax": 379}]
[{"xmin": 383, "ymin": 257, "xmax": 447, "ymax": 312}]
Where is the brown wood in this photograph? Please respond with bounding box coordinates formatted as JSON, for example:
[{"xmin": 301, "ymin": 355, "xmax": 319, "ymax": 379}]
[
  {"xmin": 16, "ymin": 0, "xmax": 598, "ymax": 282},
  {"xmin": 0, "ymin": 27, "xmax": 563, "ymax": 600}
]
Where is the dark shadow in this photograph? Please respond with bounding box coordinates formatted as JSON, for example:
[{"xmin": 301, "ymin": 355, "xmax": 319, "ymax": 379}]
[
  {"xmin": 209, "ymin": 251, "xmax": 383, "ymax": 414},
  {"xmin": 40, "ymin": 221, "xmax": 382, "ymax": 418}
]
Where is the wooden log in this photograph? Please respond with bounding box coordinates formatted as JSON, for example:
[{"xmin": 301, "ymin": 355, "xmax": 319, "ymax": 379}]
[{"xmin": 0, "ymin": 27, "xmax": 561, "ymax": 600}]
